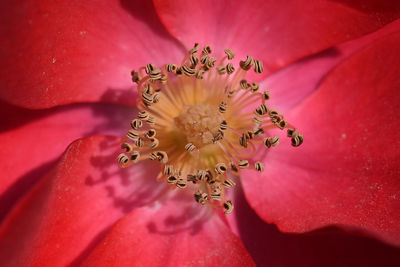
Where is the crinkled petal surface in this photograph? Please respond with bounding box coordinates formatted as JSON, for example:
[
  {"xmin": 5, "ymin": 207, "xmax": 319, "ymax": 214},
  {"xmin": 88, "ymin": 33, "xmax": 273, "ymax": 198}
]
[
  {"xmin": 0, "ymin": 135, "xmax": 165, "ymax": 266},
  {"xmin": 242, "ymin": 32, "xmax": 400, "ymax": 245},
  {"xmin": 0, "ymin": 0, "xmax": 184, "ymax": 109},
  {"xmin": 154, "ymin": 0, "xmax": 400, "ymax": 78},
  {"xmin": 0, "ymin": 102, "xmax": 132, "ymax": 222},
  {"xmin": 81, "ymin": 197, "xmax": 255, "ymax": 267}
]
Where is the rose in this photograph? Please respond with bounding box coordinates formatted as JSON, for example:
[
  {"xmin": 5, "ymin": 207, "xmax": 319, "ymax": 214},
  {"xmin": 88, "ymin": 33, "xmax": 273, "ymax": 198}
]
[{"xmin": 0, "ymin": 0, "xmax": 400, "ymax": 266}]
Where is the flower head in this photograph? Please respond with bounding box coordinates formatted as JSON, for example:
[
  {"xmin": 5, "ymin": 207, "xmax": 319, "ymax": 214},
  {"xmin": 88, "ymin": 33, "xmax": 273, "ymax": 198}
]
[{"xmin": 118, "ymin": 44, "xmax": 303, "ymax": 214}]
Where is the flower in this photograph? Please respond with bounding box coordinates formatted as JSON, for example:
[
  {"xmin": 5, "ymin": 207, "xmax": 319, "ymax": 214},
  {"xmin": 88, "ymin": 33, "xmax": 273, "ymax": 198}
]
[{"xmin": 0, "ymin": 0, "xmax": 400, "ymax": 266}]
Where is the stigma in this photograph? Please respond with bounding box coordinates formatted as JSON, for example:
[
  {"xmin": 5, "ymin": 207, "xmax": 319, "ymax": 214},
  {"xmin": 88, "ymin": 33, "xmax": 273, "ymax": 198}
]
[{"xmin": 118, "ymin": 44, "xmax": 303, "ymax": 215}]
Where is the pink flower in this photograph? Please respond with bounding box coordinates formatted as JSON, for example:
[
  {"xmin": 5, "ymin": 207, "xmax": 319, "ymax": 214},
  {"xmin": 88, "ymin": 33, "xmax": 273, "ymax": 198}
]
[{"xmin": 1, "ymin": 0, "xmax": 400, "ymax": 266}]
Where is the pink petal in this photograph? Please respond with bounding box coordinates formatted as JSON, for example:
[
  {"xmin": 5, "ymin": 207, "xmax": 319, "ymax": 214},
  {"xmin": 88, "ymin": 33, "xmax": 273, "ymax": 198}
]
[
  {"xmin": 81, "ymin": 196, "xmax": 255, "ymax": 266},
  {"xmin": 154, "ymin": 0, "xmax": 400, "ymax": 79},
  {"xmin": 0, "ymin": 0, "xmax": 184, "ymax": 109},
  {"xmin": 0, "ymin": 135, "xmax": 165, "ymax": 266},
  {"xmin": 265, "ymin": 19, "xmax": 400, "ymax": 112},
  {"xmin": 0, "ymin": 102, "xmax": 133, "ymax": 221},
  {"xmin": 242, "ymin": 31, "xmax": 400, "ymax": 245},
  {"xmin": 232, "ymin": 185, "xmax": 400, "ymax": 266}
]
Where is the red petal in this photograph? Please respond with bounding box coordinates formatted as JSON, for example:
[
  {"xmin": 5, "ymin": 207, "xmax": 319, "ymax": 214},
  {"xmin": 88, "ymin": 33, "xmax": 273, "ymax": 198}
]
[
  {"xmin": 242, "ymin": 31, "xmax": 400, "ymax": 245},
  {"xmin": 0, "ymin": 102, "xmax": 132, "ymax": 222},
  {"xmin": 0, "ymin": 0, "xmax": 184, "ymax": 109},
  {"xmin": 0, "ymin": 135, "xmax": 166, "ymax": 266},
  {"xmin": 232, "ymin": 185, "xmax": 400, "ymax": 266},
  {"xmin": 81, "ymin": 197, "xmax": 255, "ymax": 266},
  {"xmin": 154, "ymin": 0, "xmax": 400, "ymax": 78},
  {"xmin": 265, "ymin": 19, "xmax": 400, "ymax": 112}
]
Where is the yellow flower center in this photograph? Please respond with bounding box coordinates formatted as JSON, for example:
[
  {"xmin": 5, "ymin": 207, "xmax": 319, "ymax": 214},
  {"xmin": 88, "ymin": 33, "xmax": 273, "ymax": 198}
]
[
  {"xmin": 174, "ymin": 103, "xmax": 224, "ymax": 147},
  {"xmin": 118, "ymin": 44, "xmax": 303, "ymax": 214}
]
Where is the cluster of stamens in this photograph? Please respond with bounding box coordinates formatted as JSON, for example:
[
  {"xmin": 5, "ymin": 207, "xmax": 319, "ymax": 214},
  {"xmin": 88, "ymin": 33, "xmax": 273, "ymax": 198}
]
[{"xmin": 118, "ymin": 43, "xmax": 303, "ymax": 215}]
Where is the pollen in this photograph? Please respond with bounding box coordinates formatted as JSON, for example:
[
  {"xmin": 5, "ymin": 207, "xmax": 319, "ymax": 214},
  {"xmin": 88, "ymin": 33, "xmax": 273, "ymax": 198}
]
[{"xmin": 118, "ymin": 43, "xmax": 303, "ymax": 215}]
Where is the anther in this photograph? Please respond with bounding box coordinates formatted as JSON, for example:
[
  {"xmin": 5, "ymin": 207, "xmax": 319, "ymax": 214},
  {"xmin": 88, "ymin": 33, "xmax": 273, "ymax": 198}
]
[
  {"xmin": 238, "ymin": 160, "xmax": 249, "ymax": 168},
  {"xmin": 189, "ymin": 54, "xmax": 199, "ymax": 67},
  {"xmin": 127, "ymin": 129, "xmax": 140, "ymax": 141},
  {"xmin": 194, "ymin": 190, "xmax": 208, "ymax": 205},
  {"xmin": 189, "ymin": 43, "xmax": 200, "ymax": 54},
  {"xmin": 219, "ymin": 102, "xmax": 227, "ymax": 113},
  {"xmin": 210, "ymin": 190, "xmax": 222, "ymax": 201},
  {"xmin": 130, "ymin": 119, "xmax": 143, "ymax": 129},
  {"xmin": 187, "ymin": 174, "xmax": 197, "ymax": 184},
  {"xmin": 264, "ymin": 136, "xmax": 280, "ymax": 148},
  {"xmin": 240, "ymin": 79, "xmax": 249, "ymax": 89},
  {"xmin": 202, "ymin": 45, "xmax": 212, "ymax": 55},
  {"xmin": 254, "ymin": 60, "xmax": 264, "ymax": 74},
  {"xmin": 195, "ymin": 69, "xmax": 205, "ymax": 79},
  {"xmin": 150, "ymin": 151, "xmax": 168, "ymax": 163},
  {"xmin": 200, "ymin": 54, "xmax": 209, "ymax": 64},
  {"xmin": 167, "ymin": 175, "xmax": 178, "ymax": 185},
  {"xmin": 145, "ymin": 63, "xmax": 156, "ymax": 74},
  {"xmin": 182, "ymin": 65, "xmax": 196, "ymax": 76},
  {"xmin": 291, "ymin": 134, "xmax": 304, "ymax": 147},
  {"xmin": 277, "ymin": 120, "xmax": 288, "ymax": 130},
  {"xmin": 146, "ymin": 116, "xmax": 155, "ymax": 125},
  {"xmin": 255, "ymin": 161, "xmax": 264, "ymax": 172},
  {"xmin": 269, "ymin": 110, "xmax": 279, "ymax": 117},
  {"xmin": 223, "ymin": 200, "xmax": 234, "ymax": 214},
  {"xmin": 239, "ymin": 134, "xmax": 248, "ymax": 148},
  {"xmin": 219, "ymin": 120, "xmax": 228, "ymax": 131},
  {"xmin": 255, "ymin": 104, "xmax": 268, "ymax": 116},
  {"xmin": 240, "ymin": 55, "xmax": 254, "ymax": 70},
  {"xmin": 138, "ymin": 111, "xmax": 149, "ymax": 120},
  {"xmin": 150, "ymin": 138, "xmax": 159, "ymax": 149},
  {"xmin": 118, "ymin": 153, "xmax": 129, "ymax": 166},
  {"xmin": 217, "ymin": 65, "xmax": 227, "ymax": 75},
  {"xmin": 145, "ymin": 129, "xmax": 156, "ymax": 139},
  {"xmin": 223, "ymin": 178, "xmax": 236, "ymax": 188},
  {"xmin": 152, "ymin": 92, "xmax": 161, "ymax": 103},
  {"xmin": 130, "ymin": 151, "xmax": 140, "ymax": 162},
  {"xmin": 229, "ymin": 162, "xmax": 239, "ymax": 172},
  {"xmin": 263, "ymin": 90, "xmax": 270, "ymax": 100},
  {"xmin": 254, "ymin": 128, "xmax": 264, "ymax": 136},
  {"xmin": 135, "ymin": 137, "xmax": 144, "ymax": 147},
  {"xmin": 142, "ymin": 92, "xmax": 153, "ymax": 107},
  {"xmin": 131, "ymin": 70, "xmax": 139, "ymax": 83},
  {"xmin": 215, "ymin": 163, "xmax": 227, "ymax": 174},
  {"xmin": 156, "ymin": 151, "xmax": 168, "ymax": 163},
  {"xmin": 197, "ymin": 170, "xmax": 207, "ymax": 181},
  {"xmin": 226, "ymin": 63, "xmax": 235, "ymax": 74},
  {"xmin": 176, "ymin": 179, "xmax": 187, "ymax": 188},
  {"xmin": 287, "ymin": 128, "xmax": 299, "ymax": 138},
  {"xmin": 253, "ymin": 116, "xmax": 263, "ymax": 126},
  {"xmin": 204, "ymin": 57, "xmax": 217, "ymax": 69},
  {"xmin": 121, "ymin": 143, "xmax": 133, "ymax": 153},
  {"xmin": 245, "ymin": 130, "xmax": 254, "ymax": 140},
  {"xmin": 164, "ymin": 165, "xmax": 173, "ymax": 176},
  {"xmin": 224, "ymin": 49, "xmax": 235, "ymax": 60},
  {"xmin": 166, "ymin": 63, "xmax": 178, "ymax": 73},
  {"xmin": 250, "ymin": 82, "xmax": 260, "ymax": 92},
  {"xmin": 185, "ymin": 143, "xmax": 196, "ymax": 152},
  {"xmin": 212, "ymin": 130, "xmax": 224, "ymax": 143}
]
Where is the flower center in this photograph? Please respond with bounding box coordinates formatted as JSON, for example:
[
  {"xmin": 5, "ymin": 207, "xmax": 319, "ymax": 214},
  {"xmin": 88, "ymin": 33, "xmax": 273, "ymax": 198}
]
[
  {"xmin": 118, "ymin": 44, "xmax": 303, "ymax": 214},
  {"xmin": 174, "ymin": 104, "xmax": 224, "ymax": 147}
]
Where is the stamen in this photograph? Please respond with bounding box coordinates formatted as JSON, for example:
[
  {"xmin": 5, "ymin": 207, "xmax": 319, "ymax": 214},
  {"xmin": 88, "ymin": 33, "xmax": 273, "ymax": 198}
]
[{"xmin": 119, "ymin": 43, "xmax": 303, "ymax": 214}]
